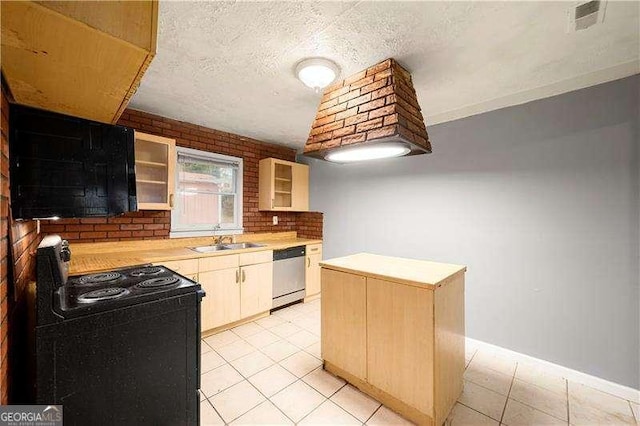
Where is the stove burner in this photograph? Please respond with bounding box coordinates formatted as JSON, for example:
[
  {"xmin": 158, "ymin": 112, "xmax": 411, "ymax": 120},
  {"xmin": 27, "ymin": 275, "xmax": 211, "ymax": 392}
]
[
  {"xmin": 130, "ymin": 266, "xmax": 164, "ymax": 277},
  {"xmin": 75, "ymin": 272, "xmax": 122, "ymax": 285},
  {"xmin": 135, "ymin": 277, "xmax": 181, "ymax": 289},
  {"xmin": 77, "ymin": 287, "xmax": 129, "ymax": 303}
]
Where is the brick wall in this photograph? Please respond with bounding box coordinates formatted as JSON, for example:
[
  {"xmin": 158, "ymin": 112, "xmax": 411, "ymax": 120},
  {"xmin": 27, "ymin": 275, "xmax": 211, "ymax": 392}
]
[
  {"xmin": 295, "ymin": 212, "xmax": 323, "ymax": 240},
  {"xmin": 40, "ymin": 109, "xmax": 322, "ymax": 242},
  {"xmin": 1, "ymin": 81, "xmax": 41, "ymax": 403},
  {"xmin": 0, "ymin": 79, "xmax": 8, "ymax": 404}
]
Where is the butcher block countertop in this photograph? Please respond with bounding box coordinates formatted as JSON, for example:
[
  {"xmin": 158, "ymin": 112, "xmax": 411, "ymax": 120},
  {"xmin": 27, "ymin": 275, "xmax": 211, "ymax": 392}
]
[
  {"xmin": 320, "ymin": 253, "xmax": 466, "ymax": 289},
  {"xmin": 70, "ymin": 231, "xmax": 321, "ymax": 275}
]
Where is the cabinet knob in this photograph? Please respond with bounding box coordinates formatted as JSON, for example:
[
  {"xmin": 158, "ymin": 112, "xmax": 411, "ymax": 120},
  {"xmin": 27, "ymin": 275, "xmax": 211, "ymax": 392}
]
[
  {"xmin": 307, "ymin": 257, "xmax": 310, "ymax": 267},
  {"xmin": 235, "ymin": 270, "xmax": 239, "ymax": 283},
  {"xmin": 242, "ymin": 269, "xmax": 246, "ymax": 282},
  {"xmin": 169, "ymin": 193, "xmax": 175, "ymax": 208}
]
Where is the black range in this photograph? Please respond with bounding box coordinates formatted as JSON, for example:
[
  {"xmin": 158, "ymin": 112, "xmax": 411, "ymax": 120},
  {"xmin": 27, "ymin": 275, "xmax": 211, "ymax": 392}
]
[{"xmin": 30, "ymin": 235, "xmax": 205, "ymax": 426}]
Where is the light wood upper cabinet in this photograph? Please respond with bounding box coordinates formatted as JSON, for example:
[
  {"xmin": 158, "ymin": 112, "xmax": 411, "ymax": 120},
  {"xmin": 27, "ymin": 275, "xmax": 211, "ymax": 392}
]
[
  {"xmin": 1, "ymin": 1, "xmax": 157, "ymax": 123},
  {"xmin": 259, "ymin": 158, "xmax": 309, "ymax": 211},
  {"xmin": 135, "ymin": 132, "xmax": 176, "ymax": 210}
]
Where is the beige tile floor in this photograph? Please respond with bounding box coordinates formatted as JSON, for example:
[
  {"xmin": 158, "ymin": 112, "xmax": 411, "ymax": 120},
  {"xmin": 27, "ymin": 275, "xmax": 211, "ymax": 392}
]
[{"xmin": 200, "ymin": 298, "xmax": 639, "ymax": 425}]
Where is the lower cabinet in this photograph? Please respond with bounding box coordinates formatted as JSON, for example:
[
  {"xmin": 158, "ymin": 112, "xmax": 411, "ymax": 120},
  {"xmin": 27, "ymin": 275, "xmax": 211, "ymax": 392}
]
[
  {"xmin": 197, "ymin": 251, "xmax": 274, "ymax": 332},
  {"xmin": 320, "ymin": 268, "xmax": 367, "ymax": 381},
  {"xmin": 321, "ymin": 267, "xmax": 465, "ymax": 425},
  {"xmin": 366, "ymin": 277, "xmax": 435, "ymax": 414},
  {"xmin": 199, "ymin": 268, "xmax": 241, "ymax": 331},
  {"xmin": 240, "ymin": 262, "xmax": 273, "ymax": 318},
  {"xmin": 305, "ymin": 244, "xmax": 322, "ymax": 297}
]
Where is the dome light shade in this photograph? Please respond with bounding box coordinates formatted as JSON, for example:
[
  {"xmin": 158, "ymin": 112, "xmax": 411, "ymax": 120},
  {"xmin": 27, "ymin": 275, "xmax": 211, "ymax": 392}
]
[
  {"xmin": 325, "ymin": 142, "xmax": 411, "ymax": 163},
  {"xmin": 296, "ymin": 58, "xmax": 339, "ymax": 92}
]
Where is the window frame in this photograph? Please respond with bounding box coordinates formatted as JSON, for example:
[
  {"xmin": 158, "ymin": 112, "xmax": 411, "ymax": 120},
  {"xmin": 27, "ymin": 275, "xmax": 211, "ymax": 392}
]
[{"xmin": 170, "ymin": 146, "xmax": 243, "ymax": 238}]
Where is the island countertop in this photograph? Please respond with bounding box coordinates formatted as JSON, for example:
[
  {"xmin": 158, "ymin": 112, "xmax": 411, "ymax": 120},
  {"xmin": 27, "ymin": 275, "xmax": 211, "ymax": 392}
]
[{"xmin": 320, "ymin": 253, "xmax": 466, "ymax": 289}]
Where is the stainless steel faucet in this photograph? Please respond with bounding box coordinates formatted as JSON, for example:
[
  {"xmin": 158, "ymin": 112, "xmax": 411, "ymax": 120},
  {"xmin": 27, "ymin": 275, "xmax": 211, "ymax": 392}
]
[
  {"xmin": 212, "ymin": 224, "xmax": 234, "ymax": 245},
  {"xmin": 212, "ymin": 224, "xmax": 222, "ymax": 244}
]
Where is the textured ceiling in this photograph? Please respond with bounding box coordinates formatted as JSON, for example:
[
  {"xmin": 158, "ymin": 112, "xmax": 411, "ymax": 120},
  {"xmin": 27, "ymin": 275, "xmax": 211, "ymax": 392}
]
[{"xmin": 130, "ymin": 1, "xmax": 640, "ymax": 150}]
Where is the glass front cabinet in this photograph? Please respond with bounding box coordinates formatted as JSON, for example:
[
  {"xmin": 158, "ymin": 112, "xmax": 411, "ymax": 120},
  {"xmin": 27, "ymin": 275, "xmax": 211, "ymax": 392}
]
[
  {"xmin": 134, "ymin": 131, "xmax": 176, "ymax": 210},
  {"xmin": 258, "ymin": 158, "xmax": 309, "ymax": 211}
]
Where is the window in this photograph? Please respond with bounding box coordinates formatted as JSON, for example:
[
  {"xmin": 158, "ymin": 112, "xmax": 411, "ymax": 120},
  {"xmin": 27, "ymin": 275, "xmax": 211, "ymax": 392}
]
[{"xmin": 170, "ymin": 147, "xmax": 243, "ymax": 237}]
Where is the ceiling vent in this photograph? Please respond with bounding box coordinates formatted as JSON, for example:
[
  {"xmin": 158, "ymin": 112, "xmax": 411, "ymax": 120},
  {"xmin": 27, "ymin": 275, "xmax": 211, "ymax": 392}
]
[{"xmin": 567, "ymin": 0, "xmax": 607, "ymax": 32}]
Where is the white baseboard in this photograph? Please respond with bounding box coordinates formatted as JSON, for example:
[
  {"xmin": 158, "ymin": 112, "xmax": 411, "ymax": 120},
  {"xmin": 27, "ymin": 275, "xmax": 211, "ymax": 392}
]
[{"xmin": 466, "ymin": 337, "xmax": 640, "ymax": 404}]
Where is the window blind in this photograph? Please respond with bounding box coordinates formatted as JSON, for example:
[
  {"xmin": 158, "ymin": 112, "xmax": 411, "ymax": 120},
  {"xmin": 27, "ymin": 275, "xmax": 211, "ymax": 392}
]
[{"xmin": 177, "ymin": 152, "xmax": 240, "ymax": 169}]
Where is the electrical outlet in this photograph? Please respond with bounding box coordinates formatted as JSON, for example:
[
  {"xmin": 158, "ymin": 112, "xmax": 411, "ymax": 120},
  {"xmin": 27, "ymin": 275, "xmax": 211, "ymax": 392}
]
[{"xmin": 272, "ymin": 215, "xmax": 278, "ymax": 225}]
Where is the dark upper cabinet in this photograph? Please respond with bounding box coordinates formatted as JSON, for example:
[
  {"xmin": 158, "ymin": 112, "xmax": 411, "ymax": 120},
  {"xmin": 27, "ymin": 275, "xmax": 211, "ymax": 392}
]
[{"xmin": 9, "ymin": 104, "xmax": 137, "ymax": 219}]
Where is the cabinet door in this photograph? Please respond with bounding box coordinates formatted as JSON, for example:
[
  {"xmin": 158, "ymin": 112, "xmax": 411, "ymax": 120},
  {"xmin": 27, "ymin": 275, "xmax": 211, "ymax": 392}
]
[
  {"xmin": 199, "ymin": 268, "xmax": 241, "ymax": 331},
  {"xmin": 291, "ymin": 163, "xmax": 309, "ymax": 211},
  {"xmin": 305, "ymin": 253, "xmax": 321, "ymax": 297},
  {"xmin": 134, "ymin": 131, "xmax": 176, "ymax": 210},
  {"xmin": 258, "ymin": 158, "xmax": 309, "ymax": 212},
  {"xmin": 366, "ymin": 277, "xmax": 435, "ymax": 415},
  {"xmin": 321, "ymin": 268, "xmax": 367, "ymax": 381},
  {"xmin": 258, "ymin": 158, "xmax": 274, "ymax": 211},
  {"xmin": 240, "ymin": 262, "xmax": 273, "ymax": 318}
]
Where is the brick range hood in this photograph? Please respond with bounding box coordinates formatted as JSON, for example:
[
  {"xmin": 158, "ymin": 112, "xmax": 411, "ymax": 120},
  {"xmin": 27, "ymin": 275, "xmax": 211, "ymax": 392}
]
[{"xmin": 303, "ymin": 58, "xmax": 431, "ymax": 162}]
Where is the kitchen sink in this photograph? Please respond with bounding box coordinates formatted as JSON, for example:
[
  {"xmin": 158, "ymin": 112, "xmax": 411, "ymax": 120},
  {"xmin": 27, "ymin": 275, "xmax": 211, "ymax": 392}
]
[
  {"xmin": 189, "ymin": 242, "xmax": 266, "ymax": 253},
  {"xmin": 222, "ymin": 242, "xmax": 267, "ymax": 250},
  {"xmin": 189, "ymin": 244, "xmax": 230, "ymax": 253}
]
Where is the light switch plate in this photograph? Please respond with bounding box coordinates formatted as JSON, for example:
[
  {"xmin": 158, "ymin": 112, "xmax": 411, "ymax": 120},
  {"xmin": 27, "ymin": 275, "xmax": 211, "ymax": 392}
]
[{"xmin": 272, "ymin": 215, "xmax": 278, "ymax": 225}]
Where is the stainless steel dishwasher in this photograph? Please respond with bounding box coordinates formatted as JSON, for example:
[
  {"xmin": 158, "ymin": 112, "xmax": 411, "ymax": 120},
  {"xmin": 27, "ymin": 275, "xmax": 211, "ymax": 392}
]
[{"xmin": 272, "ymin": 246, "xmax": 306, "ymax": 309}]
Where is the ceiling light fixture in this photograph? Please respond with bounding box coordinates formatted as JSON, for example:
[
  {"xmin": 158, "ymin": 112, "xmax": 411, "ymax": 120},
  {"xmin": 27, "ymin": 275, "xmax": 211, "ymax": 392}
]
[
  {"xmin": 303, "ymin": 59, "xmax": 431, "ymax": 163},
  {"xmin": 325, "ymin": 142, "xmax": 411, "ymax": 163},
  {"xmin": 295, "ymin": 58, "xmax": 339, "ymax": 93}
]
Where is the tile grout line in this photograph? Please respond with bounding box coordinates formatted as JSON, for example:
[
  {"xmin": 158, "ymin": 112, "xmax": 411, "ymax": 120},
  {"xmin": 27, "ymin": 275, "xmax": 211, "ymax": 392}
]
[
  {"xmin": 457, "ymin": 401, "xmax": 501, "ymax": 423},
  {"xmin": 566, "ymin": 379, "xmax": 570, "ymax": 425},
  {"xmin": 211, "ymin": 317, "xmax": 324, "ymax": 425},
  {"xmin": 499, "ymin": 361, "xmax": 518, "ymax": 424},
  {"xmin": 203, "ymin": 322, "xmax": 288, "ymax": 423},
  {"xmin": 629, "ymin": 400, "xmax": 638, "ymax": 424},
  {"xmin": 295, "ymin": 395, "xmax": 361, "ymax": 425},
  {"xmin": 217, "ymin": 336, "xmax": 300, "ymax": 424},
  {"xmin": 505, "ymin": 376, "xmax": 571, "ymax": 423},
  {"xmin": 230, "ymin": 320, "xmax": 311, "ymax": 425},
  {"xmin": 363, "ymin": 403, "xmax": 383, "ymax": 424},
  {"xmin": 202, "ymin": 395, "xmax": 226, "ymax": 425},
  {"xmin": 204, "ymin": 304, "xmax": 357, "ymax": 425},
  {"xmin": 465, "ymin": 347, "xmax": 478, "ymax": 369}
]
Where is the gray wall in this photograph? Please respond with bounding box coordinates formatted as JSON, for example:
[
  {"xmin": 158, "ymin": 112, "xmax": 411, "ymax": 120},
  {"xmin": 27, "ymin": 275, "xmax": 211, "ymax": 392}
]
[{"xmin": 303, "ymin": 75, "xmax": 640, "ymax": 389}]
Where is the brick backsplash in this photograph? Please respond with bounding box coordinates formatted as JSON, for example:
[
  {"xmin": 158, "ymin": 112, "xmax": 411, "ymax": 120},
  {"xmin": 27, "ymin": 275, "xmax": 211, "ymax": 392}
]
[
  {"xmin": 295, "ymin": 212, "xmax": 323, "ymax": 240},
  {"xmin": 40, "ymin": 108, "xmax": 323, "ymax": 243}
]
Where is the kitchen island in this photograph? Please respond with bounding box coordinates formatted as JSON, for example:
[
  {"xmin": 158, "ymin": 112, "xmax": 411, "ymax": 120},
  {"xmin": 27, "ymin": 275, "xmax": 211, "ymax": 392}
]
[{"xmin": 320, "ymin": 253, "xmax": 466, "ymax": 426}]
